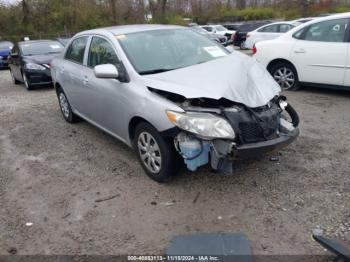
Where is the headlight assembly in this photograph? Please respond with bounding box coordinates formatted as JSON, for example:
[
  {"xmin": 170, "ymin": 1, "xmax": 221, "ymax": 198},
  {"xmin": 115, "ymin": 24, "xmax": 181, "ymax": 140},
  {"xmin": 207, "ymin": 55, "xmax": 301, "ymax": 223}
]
[
  {"xmin": 25, "ymin": 63, "xmax": 46, "ymax": 70},
  {"xmin": 166, "ymin": 110, "xmax": 235, "ymax": 139}
]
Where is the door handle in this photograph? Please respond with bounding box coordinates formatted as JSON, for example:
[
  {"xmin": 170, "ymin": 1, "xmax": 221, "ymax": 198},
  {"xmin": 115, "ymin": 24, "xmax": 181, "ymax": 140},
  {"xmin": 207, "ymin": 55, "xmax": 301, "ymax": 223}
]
[
  {"xmin": 294, "ymin": 49, "xmax": 306, "ymax": 54},
  {"xmin": 59, "ymin": 67, "xmax": 65, "ymax": 73},
  {"xmin": 82, "ymin": 76, "xmax": 89, "ymax": 85}
]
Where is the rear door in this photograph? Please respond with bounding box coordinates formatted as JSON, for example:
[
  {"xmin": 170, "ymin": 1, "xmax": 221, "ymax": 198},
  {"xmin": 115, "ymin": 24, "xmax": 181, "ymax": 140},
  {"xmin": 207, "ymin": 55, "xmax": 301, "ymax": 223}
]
[
  {"xmin": 61, "ymin": 36, "xmax": 90, "ymax": 113},
  {"xmin": 290, "ymin": 18, "xmax": 349, "ymax": 86}
]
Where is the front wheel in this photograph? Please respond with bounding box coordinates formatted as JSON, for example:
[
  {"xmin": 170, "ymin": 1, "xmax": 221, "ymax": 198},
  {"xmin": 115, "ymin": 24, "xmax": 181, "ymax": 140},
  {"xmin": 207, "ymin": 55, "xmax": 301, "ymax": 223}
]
[
  {"xmin": 22, "ymin": 73, "xmax": 33, "ymax": 90},
  {"xmin": 269, "ymin": 62, "xmax": 300, "ymax": 91},
  {"xmin": 134, "ymin": 122, "xmax": 180, "ymax": 183}
]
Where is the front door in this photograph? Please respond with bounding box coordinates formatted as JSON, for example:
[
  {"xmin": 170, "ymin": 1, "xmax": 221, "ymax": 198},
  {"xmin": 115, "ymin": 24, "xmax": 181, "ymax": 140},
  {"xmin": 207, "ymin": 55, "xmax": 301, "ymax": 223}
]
[
  {"xmin": 80, "ymin": 36, "xmax": 128, "ymax": 139},
  {"xmin": 290, "ymin": 18, "xmax": 349, "ymax": 86}
]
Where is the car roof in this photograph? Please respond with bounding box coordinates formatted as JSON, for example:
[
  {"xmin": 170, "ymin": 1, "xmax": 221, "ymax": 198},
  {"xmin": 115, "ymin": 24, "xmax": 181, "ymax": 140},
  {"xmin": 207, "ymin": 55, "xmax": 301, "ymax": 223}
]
[
  {"xmin": 18, "ymin": 40, "xmax": 60, "ymax": 45},
  {"xmin": 260, "ymin": 21, "xmax": 295, "ymax": 26},
  {"xmin": 253, "ymin": 21, "xmax": 295, "ymax": 31},
  {"xmin": 77, "ymin": 24, "xmax": 185, "ymax": 36},
  {"xmin": 286, "ymin": 12, "xmax": 350, "ymax": 35}
]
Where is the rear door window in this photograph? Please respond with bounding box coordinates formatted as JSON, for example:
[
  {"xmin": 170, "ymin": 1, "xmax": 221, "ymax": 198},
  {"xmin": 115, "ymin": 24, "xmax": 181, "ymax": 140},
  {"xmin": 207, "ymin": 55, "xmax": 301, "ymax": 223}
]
[
  {"xmin": 258, "ymin": 24, "xmax": 279, "ymax": 33},
  {"xmin": 279, "ymin": 24, "xmax": 294, "ymax": 33},
  {"xmin": 65, "ymin": 36, "xmax": 89, "ymax": 64}
]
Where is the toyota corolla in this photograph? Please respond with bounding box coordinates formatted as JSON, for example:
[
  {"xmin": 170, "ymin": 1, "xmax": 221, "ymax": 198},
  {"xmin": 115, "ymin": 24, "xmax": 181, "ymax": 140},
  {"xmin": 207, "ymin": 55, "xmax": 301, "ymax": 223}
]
[{"xmin": 51, "ymin": 25, "xmax": 300, "ymax": 182}]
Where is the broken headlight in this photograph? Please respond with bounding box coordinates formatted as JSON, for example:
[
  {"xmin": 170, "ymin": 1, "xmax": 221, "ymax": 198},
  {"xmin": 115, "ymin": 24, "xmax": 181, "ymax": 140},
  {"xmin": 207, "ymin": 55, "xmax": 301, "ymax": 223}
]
[{"xmin": 166, "ymin": 111, "xmax": 235, "ymax": 139}]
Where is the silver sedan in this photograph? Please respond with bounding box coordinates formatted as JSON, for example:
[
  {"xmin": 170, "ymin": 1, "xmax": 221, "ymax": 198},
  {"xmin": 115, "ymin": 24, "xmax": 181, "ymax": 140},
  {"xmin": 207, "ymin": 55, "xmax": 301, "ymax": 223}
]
[{"xmin": 51, "ymin": 24, "xmax": 300, "ymax": 182}]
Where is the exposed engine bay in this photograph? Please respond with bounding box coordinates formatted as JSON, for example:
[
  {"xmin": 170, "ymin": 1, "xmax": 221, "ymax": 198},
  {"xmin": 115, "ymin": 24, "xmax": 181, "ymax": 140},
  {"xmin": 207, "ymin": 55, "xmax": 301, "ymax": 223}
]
[{"xmin": 150, "ymin": 87, "xmax": 300, "ymax": 175}]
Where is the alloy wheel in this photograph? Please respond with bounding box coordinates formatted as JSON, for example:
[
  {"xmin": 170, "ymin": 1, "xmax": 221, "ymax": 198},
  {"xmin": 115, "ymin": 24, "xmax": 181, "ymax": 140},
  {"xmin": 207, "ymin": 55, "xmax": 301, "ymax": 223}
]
[
  {"xmin": 273, "ymin": 67, "xmax": 295, "ymax": 90},
  {"xmin": 137, "ymin": 132, "xmax": 162, "ymax": 174},
  {"xmin": 240, "ymin": 41, "xmax": 246, "ymax": 50},
  {"xmin": 23, "ymin": 74, "xmax": 30, "ymax": 89},
  {"xmin": 59, "ymin": 92, "xmax": 70, "ymax": 119}
]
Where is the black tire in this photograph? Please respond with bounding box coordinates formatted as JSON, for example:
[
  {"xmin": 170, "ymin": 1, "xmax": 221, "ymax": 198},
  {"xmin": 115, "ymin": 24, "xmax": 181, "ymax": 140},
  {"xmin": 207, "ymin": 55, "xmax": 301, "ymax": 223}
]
[
  {"xmin": 10, "ymin": 69, "xmax": 20, "ymax": 85},
  {"xmin": 56, "ymin": 88, "xmax": 79, "ymax": 123},
  {"xmin": 240, "ymin": 41, "xmax": 246, "ymax": 50},
  {"xmin": 134, "ymin": 122, "xmax": 180, "ymax": 183},
  {"xmin": 22, "ymin": 72, "xmax": 34, "ymax": 90},
  {"xmin": 269, "ymin": 62, "xmax": 300, "ymax": 91}
]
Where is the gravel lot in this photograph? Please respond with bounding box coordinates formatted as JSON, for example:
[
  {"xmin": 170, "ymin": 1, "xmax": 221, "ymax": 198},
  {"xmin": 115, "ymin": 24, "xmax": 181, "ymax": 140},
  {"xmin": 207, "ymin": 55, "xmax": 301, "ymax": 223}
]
[{"xmin": 0, "ymin": 64, "xmax": 349, "ymax": 256}]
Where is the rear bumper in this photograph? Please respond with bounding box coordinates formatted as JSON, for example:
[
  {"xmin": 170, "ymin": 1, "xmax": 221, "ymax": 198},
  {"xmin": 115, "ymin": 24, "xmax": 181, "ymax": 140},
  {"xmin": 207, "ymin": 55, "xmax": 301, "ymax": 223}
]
[
  {"xmin": 24, "ymin": 69, "xmax": 52, "ymax": 85},
  {"xmin": 232, "ymin": 128, "xmax": 300, "ymax": 159}
]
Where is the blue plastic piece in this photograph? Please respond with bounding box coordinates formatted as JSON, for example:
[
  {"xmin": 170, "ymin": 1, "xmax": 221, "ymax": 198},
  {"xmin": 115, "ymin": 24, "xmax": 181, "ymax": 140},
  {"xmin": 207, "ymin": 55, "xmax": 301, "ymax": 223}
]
[{"xmin": 180, "ymin": 141, "xmax": 211, "ymax": 171}]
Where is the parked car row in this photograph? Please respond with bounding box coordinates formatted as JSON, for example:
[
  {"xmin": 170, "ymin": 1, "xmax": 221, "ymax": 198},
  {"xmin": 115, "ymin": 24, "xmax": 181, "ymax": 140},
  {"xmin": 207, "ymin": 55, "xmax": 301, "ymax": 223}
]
[
  {"xmin": 3, "ymin": 13, "xmax": 349, "ymax": 182},
  {"xmin": 189, "ymin": 26, "xmax": 228, "ymax": 45},
  {"xmin": 200, "ymin": 17, "xmax": 320, "ymax": 51}
]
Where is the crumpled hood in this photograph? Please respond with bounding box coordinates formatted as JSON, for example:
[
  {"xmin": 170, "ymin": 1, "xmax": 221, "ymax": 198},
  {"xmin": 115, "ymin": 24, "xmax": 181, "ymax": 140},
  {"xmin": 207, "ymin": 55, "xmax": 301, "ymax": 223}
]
[
  {"xmin": 143, "ymin": 51, "xmax": 281, "ymax": 108},
  {"xmin": 24, "ymin": 53, "xmax": 60, "ymax": 65}
]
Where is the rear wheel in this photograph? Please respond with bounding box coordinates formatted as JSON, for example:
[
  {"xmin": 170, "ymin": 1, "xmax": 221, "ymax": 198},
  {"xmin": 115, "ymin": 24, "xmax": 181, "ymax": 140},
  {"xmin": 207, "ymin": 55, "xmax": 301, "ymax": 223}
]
[
  {"xmin": 57, "ymin": 88, "xmax": 79, "ymax": 123},
  {"xmin": 269, "ymin": 62, "xmax": 300, "ymax": 91},
  {"xmin": 240, "ymin": 41, "xmax": 246, "ymax": 50},
  {"xmin": 134, "ymin": 122, "xmax": 180, "ymax": 183}
]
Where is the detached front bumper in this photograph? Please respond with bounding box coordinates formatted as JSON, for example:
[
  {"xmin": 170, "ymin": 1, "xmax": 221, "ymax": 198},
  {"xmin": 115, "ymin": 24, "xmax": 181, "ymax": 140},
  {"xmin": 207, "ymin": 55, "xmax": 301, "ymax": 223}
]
[
  {"xmin": 232, "ymin": 128, "xmax": 299, "ymax": 159},
  {"xmin": 175, "ymin": 128, "xmax": 299, "ymax": 175}
]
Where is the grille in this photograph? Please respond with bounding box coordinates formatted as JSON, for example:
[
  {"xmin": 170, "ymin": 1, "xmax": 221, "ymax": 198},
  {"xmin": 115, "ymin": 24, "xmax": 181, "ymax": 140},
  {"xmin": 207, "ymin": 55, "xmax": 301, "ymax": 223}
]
[{"xmin": 239, "ymin": 122, "xmax": 264, "ymax": 143}]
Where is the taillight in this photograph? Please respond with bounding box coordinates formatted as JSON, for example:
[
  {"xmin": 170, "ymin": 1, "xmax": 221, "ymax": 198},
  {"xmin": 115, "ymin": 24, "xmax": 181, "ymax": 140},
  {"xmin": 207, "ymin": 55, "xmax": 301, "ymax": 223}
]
[{"xmin": 253, "ymin": 44, "xmax": 257, "ymax": 55}]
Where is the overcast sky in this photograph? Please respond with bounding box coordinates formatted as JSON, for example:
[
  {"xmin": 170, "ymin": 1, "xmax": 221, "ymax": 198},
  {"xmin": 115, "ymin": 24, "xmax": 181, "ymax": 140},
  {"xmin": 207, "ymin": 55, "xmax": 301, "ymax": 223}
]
[{"xmin": 0, "ymin": 0, "xmax": 20, "ymax": 5}]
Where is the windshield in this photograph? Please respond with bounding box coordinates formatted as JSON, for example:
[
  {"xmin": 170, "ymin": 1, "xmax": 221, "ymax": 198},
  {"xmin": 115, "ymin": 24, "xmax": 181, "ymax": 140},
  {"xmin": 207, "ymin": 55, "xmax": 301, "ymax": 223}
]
[
  {"xmin": 0, "ymin": 41, "xmax": 13, "ymax": 50},
  {"xmin": 20, "ymin": 41, "xmax": 64, "ymax": 56},
  {"xmin": 117, "ymin": 29, "xmax": 229, "ymax": 75},
  {"xmin": 215, "ymin": 25, "xmax": 227, "ymax": 32}
]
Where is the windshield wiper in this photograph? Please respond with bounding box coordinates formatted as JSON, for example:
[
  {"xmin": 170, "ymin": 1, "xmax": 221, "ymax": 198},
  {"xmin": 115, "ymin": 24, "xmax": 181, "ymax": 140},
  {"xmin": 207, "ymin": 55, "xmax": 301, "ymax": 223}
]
[{"xmin": 139, "ymin": 68, "xmax": 175, "ymax": 75}]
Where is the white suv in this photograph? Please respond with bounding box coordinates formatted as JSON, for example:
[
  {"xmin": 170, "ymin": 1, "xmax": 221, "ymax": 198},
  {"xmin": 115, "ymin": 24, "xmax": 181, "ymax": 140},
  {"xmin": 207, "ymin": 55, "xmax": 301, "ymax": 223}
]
[{"xmin": 253, "ymin": 13, "xmax": 350, "ymax": 90}]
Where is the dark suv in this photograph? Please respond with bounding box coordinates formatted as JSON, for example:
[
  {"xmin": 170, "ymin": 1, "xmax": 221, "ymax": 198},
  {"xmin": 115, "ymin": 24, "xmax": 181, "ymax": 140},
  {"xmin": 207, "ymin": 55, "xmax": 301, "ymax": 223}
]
[{"xmin": 232, "ymin": 22, "xmax": 271, "ymax": 49}]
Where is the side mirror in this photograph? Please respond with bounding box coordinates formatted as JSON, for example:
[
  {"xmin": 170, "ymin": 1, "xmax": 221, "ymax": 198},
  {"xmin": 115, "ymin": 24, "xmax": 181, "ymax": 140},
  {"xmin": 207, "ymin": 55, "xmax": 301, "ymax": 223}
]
[{"xmin": 94, "ymin": 64, "xmax": 119, "ymax": 79}]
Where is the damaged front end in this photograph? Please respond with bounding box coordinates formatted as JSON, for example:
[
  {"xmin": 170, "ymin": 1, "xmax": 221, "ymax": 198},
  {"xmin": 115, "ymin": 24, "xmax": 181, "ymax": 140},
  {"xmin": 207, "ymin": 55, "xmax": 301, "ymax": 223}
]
[{"xmin": 157, "ymin": 89, "xmax": 300, "ymax": 175}]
